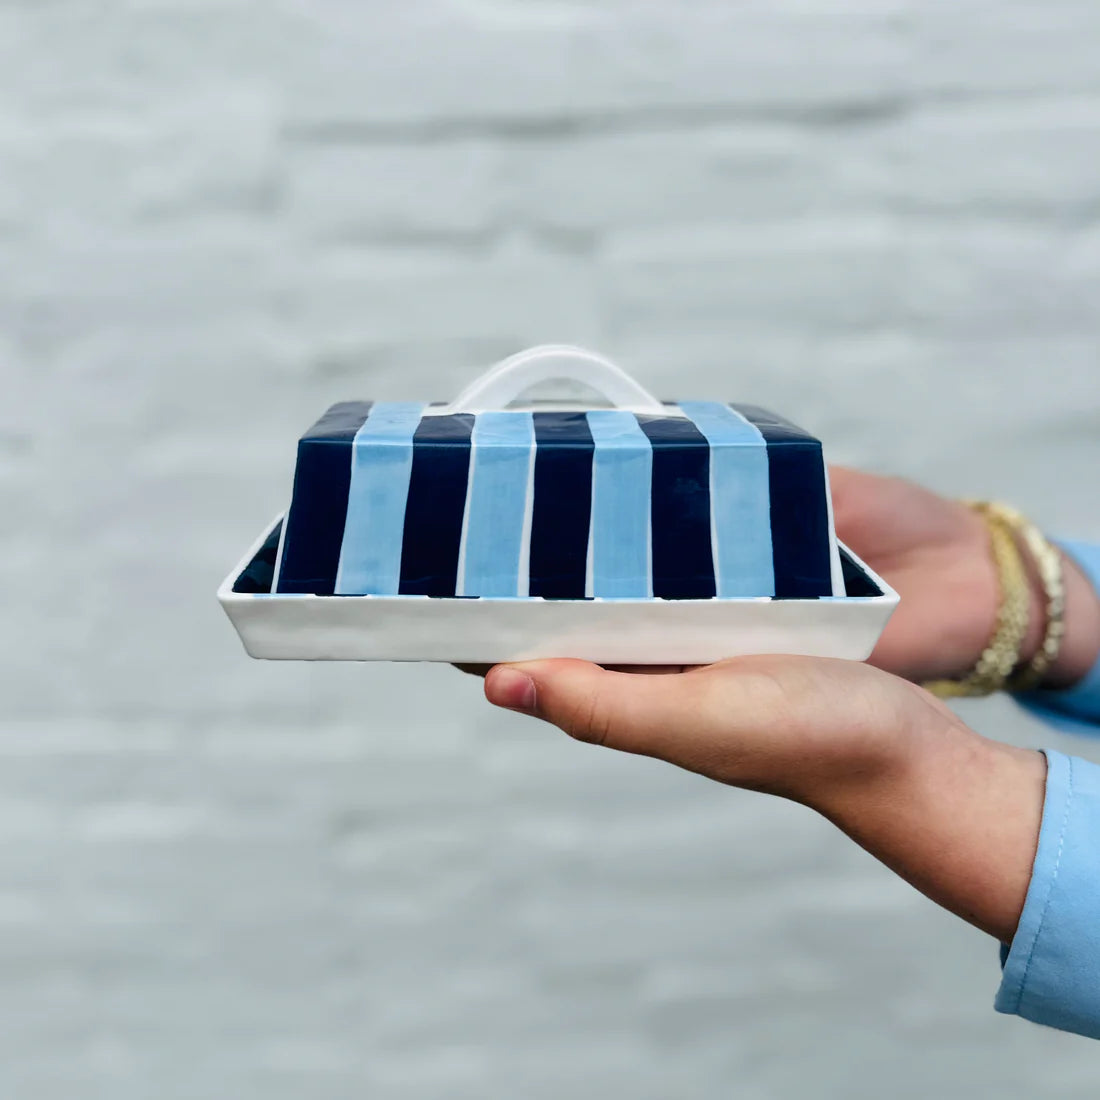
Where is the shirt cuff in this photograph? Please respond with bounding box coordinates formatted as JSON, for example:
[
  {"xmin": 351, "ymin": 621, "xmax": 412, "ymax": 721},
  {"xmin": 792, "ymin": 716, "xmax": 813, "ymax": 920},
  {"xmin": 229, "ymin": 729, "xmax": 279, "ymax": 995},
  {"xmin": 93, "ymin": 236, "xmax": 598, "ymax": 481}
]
[
  {"xmin": 1015, "ymin": 541, "xmax": 1100, "ymax": 732},
  {"xmin": 996, "ymin": 750, "xmax": 1100, "ymax": 1038}
]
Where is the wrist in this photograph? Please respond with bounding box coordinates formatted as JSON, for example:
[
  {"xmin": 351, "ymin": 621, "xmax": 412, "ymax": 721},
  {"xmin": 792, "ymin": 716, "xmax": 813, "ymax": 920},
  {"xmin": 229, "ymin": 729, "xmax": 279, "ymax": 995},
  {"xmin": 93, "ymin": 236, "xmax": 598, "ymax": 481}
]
[
  {"xmin": 792, "ymin": 680, "xmax": 949, "ymax": 819},
  {"xmin": 928, "ymin": 504, "xmax": 1030, "ymax": 694},
  {"xmin": 938, "ymin": 505, "xmax": 1100, "ymax": 693},
  {"xmin": 948, "ymin": 507, "xmax": 1004, "ymax": 679},
  {"xmin": 810, "ymin": 707, "xmax": 1047, "ymax": 942},
  {"xmin": 1011, "ymin": 529, "xmax": 1100, "ymax": 689},
  {"xmin": 1039, "ymin": 550, "xmax": 1100, "ymax": 688}
]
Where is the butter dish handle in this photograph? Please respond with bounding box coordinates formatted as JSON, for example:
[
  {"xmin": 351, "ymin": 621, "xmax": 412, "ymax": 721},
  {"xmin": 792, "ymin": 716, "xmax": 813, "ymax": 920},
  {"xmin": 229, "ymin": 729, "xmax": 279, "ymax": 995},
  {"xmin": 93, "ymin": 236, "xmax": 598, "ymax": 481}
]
[{"xmin": 446, "ymin": 344, "xmax": 666, "ymax": 415}]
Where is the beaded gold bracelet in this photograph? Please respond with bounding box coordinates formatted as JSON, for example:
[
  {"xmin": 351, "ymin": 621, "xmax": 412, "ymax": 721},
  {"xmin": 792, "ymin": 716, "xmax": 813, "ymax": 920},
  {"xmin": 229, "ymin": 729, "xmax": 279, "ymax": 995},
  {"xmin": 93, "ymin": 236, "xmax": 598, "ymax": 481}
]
[
  {"xmin": 990, "ymin": 503, "xmax": 1066, "ymax": 692},
  {"xmin": 923, "ymin": 501, "xmax": 1066, "ymax": 699},
  {"xmin": 923, "ymin": 504, "xmax": 1031, "ymax": 700}
]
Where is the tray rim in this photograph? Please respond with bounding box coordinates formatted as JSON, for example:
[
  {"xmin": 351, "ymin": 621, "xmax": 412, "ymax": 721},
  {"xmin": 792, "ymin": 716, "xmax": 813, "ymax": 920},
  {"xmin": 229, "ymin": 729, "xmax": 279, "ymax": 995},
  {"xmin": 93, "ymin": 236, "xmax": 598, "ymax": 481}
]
[
  {"xmin": 219, "ymin": 515, "xmax": 899, "ymax": 608},
  {"xmin": 219, "ymin": 516, "xmax": 900, "ymax": 664}
]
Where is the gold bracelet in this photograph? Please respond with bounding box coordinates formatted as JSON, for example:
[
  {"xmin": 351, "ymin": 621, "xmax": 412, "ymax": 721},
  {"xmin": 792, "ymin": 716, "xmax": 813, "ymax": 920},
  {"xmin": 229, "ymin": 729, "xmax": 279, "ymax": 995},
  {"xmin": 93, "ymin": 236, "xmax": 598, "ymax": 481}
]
[
  {"xmin": 923, "ymin": 504, "xmax": 1031, "ymax": 699},
  {"xmin": 985, "ymin": 503, "xmax": 1066, "ymax": 693}
]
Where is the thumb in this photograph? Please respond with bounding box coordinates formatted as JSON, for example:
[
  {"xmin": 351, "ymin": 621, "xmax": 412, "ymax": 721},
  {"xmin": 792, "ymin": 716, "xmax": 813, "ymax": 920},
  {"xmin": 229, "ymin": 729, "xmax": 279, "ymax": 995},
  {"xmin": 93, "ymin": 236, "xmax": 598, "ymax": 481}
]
[
  {"xmin": 483, "ymin": 655, "xmax": 919, "ymax": 801},
  {"xmin": 484, "ymin": 659, "xmax": 720, "ymax": 761}
]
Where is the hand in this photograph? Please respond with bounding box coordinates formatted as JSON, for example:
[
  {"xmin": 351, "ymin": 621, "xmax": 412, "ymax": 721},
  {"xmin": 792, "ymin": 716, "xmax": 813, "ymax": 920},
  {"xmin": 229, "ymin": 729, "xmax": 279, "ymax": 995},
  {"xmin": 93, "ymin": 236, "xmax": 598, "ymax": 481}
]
[
  {"xmin": 829, "ymin": 468, "xmax": 999, "ymax": 682},
  {"xmin": 487, "ymin": 656, "xmax": 958, "ymax": 803},
  {"xmin": 830, "ymin": 467, "xmax": 1100, "ymax": 686},
  {"xmin": 466, "ymin": 467, "xmax": 1095, "ymax": 944},
  {"xmin": 483, "ymin": 655, "xmax": 1045, "ymax": 942}
]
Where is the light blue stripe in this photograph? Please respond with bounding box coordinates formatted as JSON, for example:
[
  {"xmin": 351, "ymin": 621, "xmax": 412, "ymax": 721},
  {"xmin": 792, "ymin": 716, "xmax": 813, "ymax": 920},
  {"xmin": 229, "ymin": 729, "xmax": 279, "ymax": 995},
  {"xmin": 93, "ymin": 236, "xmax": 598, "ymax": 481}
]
[
  {"xmin": 461, "ymin": 412, "xmax": 534, "ymax": 597},
  {"xmin": 678, "ymin": 401, "xmax": 774, "ymax": 598},
  {"xmin": 587, "ymin": 410, "xmax": 652, "ymax": 599},
  {"xmin": 335, "ymin": 402, "xmax": 425, "ymax": 595}
]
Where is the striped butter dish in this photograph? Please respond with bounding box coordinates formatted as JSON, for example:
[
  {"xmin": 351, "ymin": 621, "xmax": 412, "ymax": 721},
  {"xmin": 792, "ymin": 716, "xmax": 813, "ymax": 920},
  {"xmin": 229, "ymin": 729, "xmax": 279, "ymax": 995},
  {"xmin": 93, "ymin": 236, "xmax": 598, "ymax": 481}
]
[{"xmin": 220, "ymin": 346, "xmax": 898, "ymax": 664}]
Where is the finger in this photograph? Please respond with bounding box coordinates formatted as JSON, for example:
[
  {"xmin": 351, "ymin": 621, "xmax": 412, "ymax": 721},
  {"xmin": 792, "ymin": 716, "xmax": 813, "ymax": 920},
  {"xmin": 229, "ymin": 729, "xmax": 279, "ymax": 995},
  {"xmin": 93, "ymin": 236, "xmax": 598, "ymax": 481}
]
[
  {"xmin": 826, "ymin": 464, "xmax": 871, "ymax": 528},
  {"xmin": 459, "ymin": 663, "xmax": 692, "ymax": 679},
  {"xmin": 601, "ymin": 664, "xmax": 695, "ymax": 675},
  {"xmin": 483, "ymin": 659, "xmax": 723, "ymax": 761}
]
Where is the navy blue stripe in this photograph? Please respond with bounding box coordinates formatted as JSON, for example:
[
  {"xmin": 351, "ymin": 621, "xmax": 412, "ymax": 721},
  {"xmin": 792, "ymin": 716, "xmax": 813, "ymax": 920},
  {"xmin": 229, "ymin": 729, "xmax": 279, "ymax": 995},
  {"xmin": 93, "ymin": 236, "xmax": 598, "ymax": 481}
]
[
  {"xmin": 235, "ymin": 521, "xmax": 283, "ymax": 594},
  {"xmin": 637, "ymin": 414, "xmax": 716, "ymax": 600},
  {"xmin": 733, "ymin": 404, "xmax": 833, "ymax": 599},
  {"xmin": 398, "ymin": 413, "xmax": 475, "ymax": 597},
  {"xmin": 276, "ymin": 401, "xmax": 373, "ymax": 594},
  {"xmin": 529, "ymin": 412, "xmax": 594, "ymax": 599},
  {"xmin": 839, "ymin": 545, "xmax": 882, "ymax": 598}
]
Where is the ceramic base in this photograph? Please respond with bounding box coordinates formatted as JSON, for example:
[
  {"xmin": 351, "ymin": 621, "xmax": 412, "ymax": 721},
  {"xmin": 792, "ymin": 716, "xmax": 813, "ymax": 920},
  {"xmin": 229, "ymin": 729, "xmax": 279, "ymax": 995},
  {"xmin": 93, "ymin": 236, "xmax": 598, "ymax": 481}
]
[{"xmin": 219, "ymin": 517, "xmax": 899, "ymax": 665}]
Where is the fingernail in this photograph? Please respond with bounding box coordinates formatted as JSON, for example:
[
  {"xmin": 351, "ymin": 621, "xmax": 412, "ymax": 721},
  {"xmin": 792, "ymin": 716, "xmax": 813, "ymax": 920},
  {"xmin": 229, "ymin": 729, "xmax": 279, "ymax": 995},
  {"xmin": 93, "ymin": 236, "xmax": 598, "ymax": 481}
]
[{"xmin": 487, "ymin": 668, "xmax": 537, "ymax": 713}]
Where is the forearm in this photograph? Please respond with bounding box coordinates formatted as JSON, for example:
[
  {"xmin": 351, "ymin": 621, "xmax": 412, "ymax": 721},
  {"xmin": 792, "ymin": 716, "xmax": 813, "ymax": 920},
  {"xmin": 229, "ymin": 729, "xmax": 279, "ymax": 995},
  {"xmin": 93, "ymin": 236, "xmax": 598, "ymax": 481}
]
[
  {"xmin": 863, "ymin": 540, "xmax": 1100, "ymax": 930},
  {"xmin": 486, "ymin": 654, "xmax": 1049, "ymax": 945},
  {"xmin": 807, "ymin": 713, "xmax": 1046, "ymax": 944}
]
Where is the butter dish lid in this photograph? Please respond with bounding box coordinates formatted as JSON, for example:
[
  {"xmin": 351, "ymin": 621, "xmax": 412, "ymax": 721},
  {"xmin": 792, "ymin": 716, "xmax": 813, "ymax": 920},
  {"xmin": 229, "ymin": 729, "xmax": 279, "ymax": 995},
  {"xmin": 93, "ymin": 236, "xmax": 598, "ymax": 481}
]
[{"xmin": 274, "ymin": 346, "xmax": 844, "ymax": 601}]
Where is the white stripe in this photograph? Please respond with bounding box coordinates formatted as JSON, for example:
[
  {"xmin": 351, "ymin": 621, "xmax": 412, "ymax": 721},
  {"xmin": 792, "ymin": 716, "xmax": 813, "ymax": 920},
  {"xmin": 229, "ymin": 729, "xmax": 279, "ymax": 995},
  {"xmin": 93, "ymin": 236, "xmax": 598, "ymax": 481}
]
[
  {"xmin": 821, "ymin": 463, "xmax": 846, "ymax": 597},
  {"xmin": 585, "ymin": 457, "xmax": 596, "ymax": 600},
  {"xmin": 454, "ymin": 440, "xmax": 477, "ymax": 598},
  {"xmin": 516, "ymin": 432, "xmax": 537, "ymax": 597}
]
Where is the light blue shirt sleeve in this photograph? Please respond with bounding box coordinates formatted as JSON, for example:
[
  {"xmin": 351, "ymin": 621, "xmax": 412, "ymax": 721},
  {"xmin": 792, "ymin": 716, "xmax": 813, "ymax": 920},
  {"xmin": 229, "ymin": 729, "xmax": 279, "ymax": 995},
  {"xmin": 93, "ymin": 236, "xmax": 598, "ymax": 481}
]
[
  {"xmin": 1014, "ymin": 541, "xmax": 1100, "ymax": 733},
  {"xmin": 996, "ymin": 751, "xmax": 1100, "ymax": 1037},
  {"xmin": 996, "ymin": 542, "xmax": 1100, "ymax": 1036}
]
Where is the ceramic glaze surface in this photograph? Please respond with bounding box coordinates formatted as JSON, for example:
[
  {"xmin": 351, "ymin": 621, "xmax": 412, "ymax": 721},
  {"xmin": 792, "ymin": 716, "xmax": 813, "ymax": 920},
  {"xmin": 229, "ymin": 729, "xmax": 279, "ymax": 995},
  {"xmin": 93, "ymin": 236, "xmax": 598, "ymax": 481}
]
[
  {"xmin": 276, "ymin": 401, "xmax": 839, "ymax": 601},
  {"xmin": 225, "ymin": 518, "xmax": 897, "ymax": 664}
]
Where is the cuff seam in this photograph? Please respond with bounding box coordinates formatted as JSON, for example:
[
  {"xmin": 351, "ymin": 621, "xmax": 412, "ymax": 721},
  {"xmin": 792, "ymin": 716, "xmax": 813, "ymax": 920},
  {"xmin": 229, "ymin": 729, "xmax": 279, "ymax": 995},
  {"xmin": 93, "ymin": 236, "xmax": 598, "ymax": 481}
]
[{"xmin": 1012, "ymin": 754, "xmax": 1074, "ymax": 1015}]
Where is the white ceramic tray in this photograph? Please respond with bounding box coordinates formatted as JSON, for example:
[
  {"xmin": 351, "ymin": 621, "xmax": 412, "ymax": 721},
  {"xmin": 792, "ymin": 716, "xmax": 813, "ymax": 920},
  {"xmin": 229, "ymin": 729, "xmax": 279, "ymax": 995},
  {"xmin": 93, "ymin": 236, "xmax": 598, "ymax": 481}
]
[{"xmin": 220, "ymin": 516, "xmax": 899, "ymax": 665}]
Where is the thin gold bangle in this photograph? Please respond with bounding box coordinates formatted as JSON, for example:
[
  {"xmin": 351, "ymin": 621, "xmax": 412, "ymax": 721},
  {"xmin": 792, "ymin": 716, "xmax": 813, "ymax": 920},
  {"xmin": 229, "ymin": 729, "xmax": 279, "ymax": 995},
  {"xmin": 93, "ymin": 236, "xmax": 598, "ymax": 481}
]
[{"xmin": 985, "ymin": 503, "xmax": 1066, "ymax": 693}]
